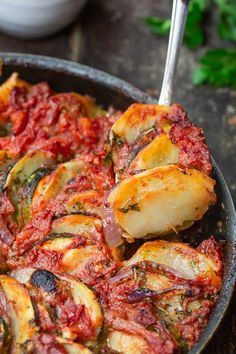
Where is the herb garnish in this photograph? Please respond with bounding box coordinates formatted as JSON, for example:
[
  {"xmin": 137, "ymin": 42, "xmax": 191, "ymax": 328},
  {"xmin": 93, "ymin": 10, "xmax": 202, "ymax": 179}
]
[
  {"xmin": 112, "ymin": 131, "xmax": 124, "ymax": 147},
  {"xmin": 76, "ymin": 201, "xmax": 83, "ymax": 210},
  {"xmin": 103, "ymin": 150, "xmax": 112, "ymax": 167},
  {"xmin": 0, "ymin": 125, "xmax": 9, "ymax": 137},
  {"xmin": 120, "ymin": 202, "xmax": 140, "ymax": 213}
]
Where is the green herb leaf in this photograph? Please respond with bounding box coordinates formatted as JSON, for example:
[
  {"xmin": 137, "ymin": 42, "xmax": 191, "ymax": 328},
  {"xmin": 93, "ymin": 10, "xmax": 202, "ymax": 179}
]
[
  {"xmin": 192, "ymin": 66, "xmax": 209, "ymax": 85},
  {"xmin": 120, "ymin": 202, "xmax": 140, "ymax": 213},
  {"xmin": 184, "ymin": 0, "xmax": 207, "ymax": 49},
  {"xmin": 76, "ymin": 201, "xmax": 82, "ymax": 210},
  {"xmin": 214, "ymin": 0, "xmax": 236, "ymax": 42},
  {"xmin": 144, "ymin": 16, "xmax": 171, "ymax": 35},
  {"xmin": 103, "ymin": 151, "xmax": 112, "ymax": 167},
  {"xmin": 192, "ymin": 48, "xmax": 236, "ymax": 88},
  {"xmin": 0, "ymin": 125, "xmax": 8, "ymax": 137},
  {"xmin": 112, "ymin": 131, "xmax": 124, "ymax": 147},
  {"xmin": 145, "ymin": 0, "xmax": 210, "ymax": 50}
]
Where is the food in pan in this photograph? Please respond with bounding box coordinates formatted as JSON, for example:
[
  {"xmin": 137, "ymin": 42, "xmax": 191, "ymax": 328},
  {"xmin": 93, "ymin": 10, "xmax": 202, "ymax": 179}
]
[{"xmin": 0, "ymin": 73, "xmax": 222, "ymax": 353}]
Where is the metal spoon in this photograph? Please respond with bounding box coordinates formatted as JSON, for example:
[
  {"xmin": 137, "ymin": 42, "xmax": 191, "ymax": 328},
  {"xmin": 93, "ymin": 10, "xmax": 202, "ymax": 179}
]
[{"xmin": 159, "ymin": 0, "xmax": 189, "ymax": 106}]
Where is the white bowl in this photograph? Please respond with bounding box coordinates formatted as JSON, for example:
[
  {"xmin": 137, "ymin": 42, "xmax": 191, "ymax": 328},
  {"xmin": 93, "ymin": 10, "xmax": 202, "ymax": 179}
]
[{"xmin": 0, "ymin": 0, "xmax": 86, "ymax": 38}]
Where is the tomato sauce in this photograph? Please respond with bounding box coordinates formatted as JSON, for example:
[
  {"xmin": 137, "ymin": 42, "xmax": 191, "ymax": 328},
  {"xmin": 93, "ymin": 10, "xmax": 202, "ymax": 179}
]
[{"xmin": 0, "ymin": 76, "xmax": 222, "ymax": 353}]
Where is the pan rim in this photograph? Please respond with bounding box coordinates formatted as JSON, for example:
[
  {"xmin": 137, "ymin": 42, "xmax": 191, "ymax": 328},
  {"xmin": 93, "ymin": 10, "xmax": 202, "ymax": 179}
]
[{"xmin": 0, "ymin": 52, "xmax": 235, "ymax": 353}]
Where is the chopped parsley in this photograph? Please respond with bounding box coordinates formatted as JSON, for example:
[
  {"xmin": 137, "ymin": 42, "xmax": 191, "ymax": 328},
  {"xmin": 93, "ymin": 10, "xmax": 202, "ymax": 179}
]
[
  {"xmin": 112, "ymin": 131, "xmax": 124, "ymax": 147},
  {"xmin": 76, "ymin": 201, "xmax": 83, "ymax": 210},
  {"xmin": 120, "ymin": 202, "xmax": 140, "ymax": 213},
  {"xmin": 103, "ymin": 150, "xmax": 112, "ymax": 167}
]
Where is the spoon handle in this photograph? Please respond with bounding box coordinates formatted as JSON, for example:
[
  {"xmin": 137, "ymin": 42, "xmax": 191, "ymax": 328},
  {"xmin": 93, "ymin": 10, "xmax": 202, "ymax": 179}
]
[{"xmin": 159, "ymin": 0, "xmax": 189, "ymax": 106}]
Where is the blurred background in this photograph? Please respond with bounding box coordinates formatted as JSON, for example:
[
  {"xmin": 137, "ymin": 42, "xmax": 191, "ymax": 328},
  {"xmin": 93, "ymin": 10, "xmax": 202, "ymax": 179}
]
[{"xmin": 0, "ymin": 1, "xmax": 235, "ymax": 352}]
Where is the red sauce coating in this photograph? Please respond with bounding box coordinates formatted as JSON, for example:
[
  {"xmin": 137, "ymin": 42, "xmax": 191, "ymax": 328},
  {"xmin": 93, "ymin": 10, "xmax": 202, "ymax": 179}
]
[
  {"xmin": 0, "ymin": 77, "xmax": 221, "ymax": 353},
  {"xmin": 169, "ymin": 104, "xmax": 212, "ymax": 175}
]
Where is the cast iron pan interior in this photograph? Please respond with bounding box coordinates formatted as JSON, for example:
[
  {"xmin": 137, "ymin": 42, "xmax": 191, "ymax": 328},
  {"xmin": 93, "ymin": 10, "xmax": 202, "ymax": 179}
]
[{"xmin": 0, "ymin": 53, "xmax": 235, "ymax": 354}]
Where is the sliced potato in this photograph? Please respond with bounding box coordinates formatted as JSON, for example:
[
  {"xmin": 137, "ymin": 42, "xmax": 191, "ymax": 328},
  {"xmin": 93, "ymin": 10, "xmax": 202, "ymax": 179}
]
[
  {"xmin": 0, "ymin": 318, "xmax": 11, "ymax": 353},
  {"xmin": 39, "ymin": 233, "xmax": 77, "ymax": 251},
  {"xmin": 31, "ymin": 236, "xmax": 101, "ymax": 275},
  {"xmin": 51, "ymin": 214, "xmax": 102, "ymax": 236},
  {"xmin": 31, "ymin": 174, "xmax": 51, "ymax": 206},
  {"xmin": 0, "ymin": 150, "xmax": 12, "ymax": 162},
  {"xmin": 144, "ymin": 273, "xmax": 176, "ymax": 292},
  {"xmin": 124, "ymin": 240, "xmax": 221, "ymax": 287},
  {"xmin": 59, "ymin": 274, "xmax": 103, "ymax": 336},
  {"xmin": 56, "ymin": 337, "xmax": 92, "ymax": 354},
  {"xmin": 17, "ymin": 167, "xmax": 52, "ymax": 227},
  {"xmin": 32, "ymin": 159, "xmax": 86, "ymax": 209},
  {"xmin": 51, "ymin": 92, "xmax": 99, "ymax": 119},
  {"xmin": 129, "ymin": 134, "xmax": 179, "ymax": 171},
  {"xmin": 0, "ymin": 275, "xmax": 37, "ymax": 353},
  {"xmin": 0, "ymin": 73, "xmax": 28, "ymax": 103},
  {"xmin": 4, "ymin": 150, "xmax": 55, "ymax": 206},
  {"xmin": 108, "ymin": 330, "xmax": 149, "ymax": 354},
  {"xmin": 25, "ymin": 231, "xmax": 119, "ymax": 277},
  {"xmin": 63, "ymin": 343, "xmax": 92, "ymax": 354},
  {"xmin": 61, "ymin": 245, "xmax": 103, "ymax": 275},
  {"xmin": 108, "ymin": 165, "xmax": 216, "ymax": 239},
  {"xmin": 111, "ymin": 104, "xmax": 170, "ymax": 145},
  {"xmin": 64, "ymin": 190, "xmax": 102, "ymax": 217},
  {"xmin": 12, "ymin": 268, "xmax": 103, "ymax": 338}
]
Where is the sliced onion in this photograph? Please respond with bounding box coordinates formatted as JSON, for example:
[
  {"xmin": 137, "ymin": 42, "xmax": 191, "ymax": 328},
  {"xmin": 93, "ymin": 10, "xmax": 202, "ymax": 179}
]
[
  {"xmin": 102, "ymin": 194, "xmax": 123, "ymax": 247},
  {"xmin": 127, "ymin": 285, "xmax": 191, "ymax": 303},
  {"xmin": 109, "ymin": 267, "xmax": 133, "ymax": 283},
  {"xmin": 0, "ymin": 215, "xmax": 14, "ymax": 245}
]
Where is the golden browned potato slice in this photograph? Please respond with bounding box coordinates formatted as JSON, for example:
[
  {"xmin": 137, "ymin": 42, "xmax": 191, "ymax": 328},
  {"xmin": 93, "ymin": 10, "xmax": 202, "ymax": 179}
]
[
  {"xmin": 108, "ymin": 165, "xmax": 216, "ymax": 239},
  {"xmin": 143, "ymin": 273, "xmax": 176, "ymax": 292},
  {"xmin": 51, "ymin": 214, "xmax": 102, "ymax": 236},
  {"xmin": 111, "ymin": 104, "xmax": 170, "ymax": 144},
  {"xmin": 52, "ymin": 92, "xmax": 105, "ymax": 119},
  {"xmin": 32, "ymin": 159, "xmax": 86, "ymax": 209},
  {"xmin": 5, "ymin": 151, "xmax": 54, "ymax": 191},
  {"xmin": 0, "ymin": 275, "xmax": 37, "ymax": 353},
  {"xmin": 4, "ymin": 150, "xmax": 55, "ymax": 206},
  {"xmin": 12, "ymin": 268, "xmax": 103, "ymax": 339},
  {"xmin": 108, "ymin": 330, "xmax": 149, "ymax": 354},
  {"xmin": 124, "ymin": 240, "xmax": 221, "ymax": 287},
  {"xmin": 56, "ymin": 337, "xmax": 92, "ymax": 354},
  {"xmin": 59, "ymin": 274, "xmax": 103, "ymax": 337},
  {"xmin": 0, "ymin": 73, "xmax": 28, "ymax": 103},
  {"xmin": 61, "ymin": 245, "xmax": 104, "ymax": 275},
  {"xmin": 39, "ymin": 234, "xmax": 78, "ymax": 251},
  {"xmin": 0, "ymin": 150, "xmax": 13, "ymax": 162},
  {"xmin": 64, "ymin": 190, "xmax": 102, "ymax": 217},
  {"xmin": 30, "ymin": 234, "xmax": 107, "ymax": 275},
  {"xmin": 46, "ymin": 215, "xmax": 120, "ymax": 265},
  {"xmin": 129, "ymin": 134, "xmax": 179, "ymax": 171}
]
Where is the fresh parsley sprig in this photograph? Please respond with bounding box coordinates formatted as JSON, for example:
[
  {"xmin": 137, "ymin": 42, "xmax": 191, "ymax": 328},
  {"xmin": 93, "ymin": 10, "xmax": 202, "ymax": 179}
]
[
  {"xmin": 145, "ymin": 0, "xmax": 209, "ymax": 50},
  {"xmin": 215, "ymin": 0, "xmax": 236, "ymax": 42},
  {"xmin": 193, "ymin": 48, "xmax": 236, "ymax": 89},
  {"xmin": 144, "ymin": 0, "xmax": 236, "ymax": 89},
  {"xmin": 145, "ymin": 17, "xmax": 170, "ymax": 35}
]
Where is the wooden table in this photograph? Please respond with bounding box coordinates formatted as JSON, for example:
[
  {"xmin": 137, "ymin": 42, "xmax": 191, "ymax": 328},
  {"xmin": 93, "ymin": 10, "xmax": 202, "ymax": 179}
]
[{"xmin": 0, "ymin": 0, "xmax": 235, "ymax": 352}]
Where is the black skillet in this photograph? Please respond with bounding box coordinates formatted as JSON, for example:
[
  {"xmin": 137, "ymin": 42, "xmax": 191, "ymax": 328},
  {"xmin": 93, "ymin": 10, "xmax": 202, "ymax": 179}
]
[{"xmin": 0, "ymin": 52, "xmax": 235, "ymax": 353}]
